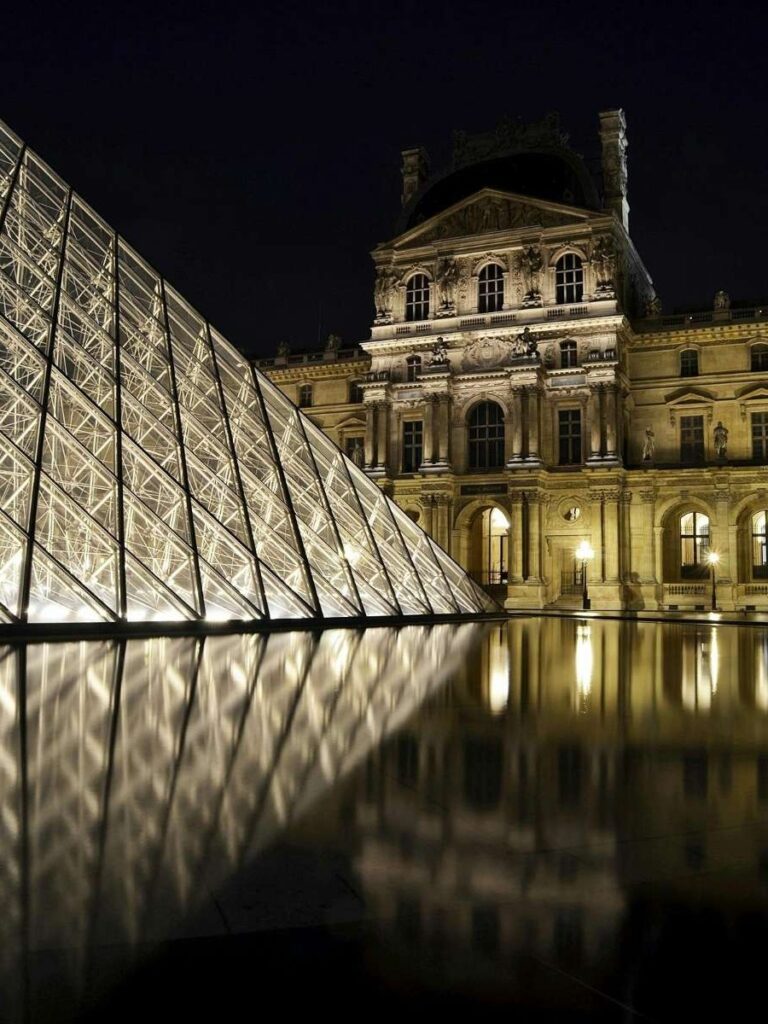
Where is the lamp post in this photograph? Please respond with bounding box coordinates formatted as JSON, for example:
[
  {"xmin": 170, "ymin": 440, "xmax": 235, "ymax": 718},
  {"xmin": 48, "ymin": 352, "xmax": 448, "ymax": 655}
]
[
  {"xmin": 575, "ymin": 540, "xmax": 595, "ymax": 611},
  {"xmin": 707, "ymin": 550, "xmax": 720, "ymax": 611}
]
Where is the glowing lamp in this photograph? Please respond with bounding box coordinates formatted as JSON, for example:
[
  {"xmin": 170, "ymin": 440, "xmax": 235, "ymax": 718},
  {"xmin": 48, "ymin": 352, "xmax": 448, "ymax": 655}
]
[{"xmin": 575, "ymin": 540, "xmax": 594, "ymax": 562}]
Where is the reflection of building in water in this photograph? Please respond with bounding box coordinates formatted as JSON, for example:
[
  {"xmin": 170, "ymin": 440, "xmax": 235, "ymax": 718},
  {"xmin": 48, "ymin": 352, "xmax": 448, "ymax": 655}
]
[
  {"xmin": 0, "ymin": 624, "xmax": 479, "ymax": 1021},
  {"xmin": 331, "ymin": 619, "xmax": 768, "ymax": 997}
]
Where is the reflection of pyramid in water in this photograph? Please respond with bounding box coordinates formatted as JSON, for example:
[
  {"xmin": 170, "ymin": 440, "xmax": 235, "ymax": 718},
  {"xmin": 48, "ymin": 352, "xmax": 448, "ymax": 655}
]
[{"xmin": 0, "ymin": 121, "xmax": 491, "ymax": 623}]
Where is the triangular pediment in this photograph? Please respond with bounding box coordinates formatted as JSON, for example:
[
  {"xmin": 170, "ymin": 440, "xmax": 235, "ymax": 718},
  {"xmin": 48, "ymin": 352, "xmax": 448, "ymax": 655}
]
[
  {"xmin": 390, "ymin": 189, "xmax": 602, "ymax": 249},
  {"xmin": 665, "ymin": 387, "xmax": 716, "ymax": 407}
]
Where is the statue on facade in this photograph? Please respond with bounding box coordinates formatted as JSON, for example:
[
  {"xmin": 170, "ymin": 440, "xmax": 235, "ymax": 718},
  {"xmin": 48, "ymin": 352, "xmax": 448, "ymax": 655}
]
[
  {"xmin": 714, "ymin": 421, "xmax": 728, "ymax": 459},
  {"xmin": 428, "ymin": 336, "xmax": 449, "ymax": 366},
  {"xmin": 348, "ymin": 439, "xmax": 365, "ymax": 468},
  {"xmin": 642, "ymin": 426, "xmax": 655, "ymax": 462},
  {"xmin": 374, "ymin": 267, "xmax": 399, "ymax": 318},
  {"xmin": 592, "ymin": 235, "xmax": 616, "ymax": 297},
  {"xmin": 435, "ymin": 258, "xmax": 460, "ymax": 309},
  {"xmin": 512, "ymin": 326, "xmax": 538, "ymax": 358},
  {"xmin": 276, "ymin": 340, "xmax": 291, "ymax": 357},
  {"xmin": 713, "ymin": 290, "xmax": 731, "ymax": 311},
  {"xmin": 515, "ymin": 245, "xmax": 543, "ymax": 305},
  {"xmin": 325, "ymin": 332, "xmax": 342, "ymax": 353},
  {"xmin": 643, "ymin": 294, "xmax": 662, "ymax": 318}
]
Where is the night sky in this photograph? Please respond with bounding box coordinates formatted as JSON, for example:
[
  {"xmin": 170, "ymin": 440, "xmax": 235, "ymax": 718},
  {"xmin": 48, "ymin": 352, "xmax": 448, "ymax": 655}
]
[{"xmin": 3, "ymin": 0, "xmax": 766, "ymax": 358}]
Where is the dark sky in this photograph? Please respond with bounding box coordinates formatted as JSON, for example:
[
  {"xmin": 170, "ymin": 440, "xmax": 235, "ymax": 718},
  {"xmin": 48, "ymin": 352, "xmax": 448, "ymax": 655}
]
[{"xmin": 3, "ymin": 0, "xmax": 766, "ymax": 357}]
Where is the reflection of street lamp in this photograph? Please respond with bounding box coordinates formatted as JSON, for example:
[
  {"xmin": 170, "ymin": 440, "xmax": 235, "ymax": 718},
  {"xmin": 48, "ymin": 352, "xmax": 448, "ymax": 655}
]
[
  {"xmin": 707, "ymin": 550, "xmax": 720, "ymax": 611},
  {"xmin": 575, "ymin": 540, "xmax": 595, "ymax": 611}
]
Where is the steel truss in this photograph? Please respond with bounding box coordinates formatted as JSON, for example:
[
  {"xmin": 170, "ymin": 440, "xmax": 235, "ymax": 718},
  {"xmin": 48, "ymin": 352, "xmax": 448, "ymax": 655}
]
[{"xmin": 0, "ymin": 121, "xmax": 491, "ymax": 623}]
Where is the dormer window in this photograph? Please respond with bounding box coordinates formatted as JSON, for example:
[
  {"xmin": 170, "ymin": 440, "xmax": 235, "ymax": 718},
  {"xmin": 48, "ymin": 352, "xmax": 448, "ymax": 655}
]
[
  {"xmin": 555, "ymin": 254, "xmax": 583, "ymax": 305},
  {"xmin": 405, "ymin": 355, "xmax": 422, "ymax": 382},
  {"xmin": 560, "ymin": 340, "xmax": 578, "ymax": 369},
  {"xmin": 298, "ymin": 384, "xmax": 313, "ymax": 408},
  {"xmin": 680, "ymin": 349, "xmax": 699, "ymax": 377},
  {"xmin": 478, "ymin": 264, "xmax": 504, "ymax": 313},
  {"xmin": 405, "ymin": 274, "xmax": 430, "ymax": 322}
]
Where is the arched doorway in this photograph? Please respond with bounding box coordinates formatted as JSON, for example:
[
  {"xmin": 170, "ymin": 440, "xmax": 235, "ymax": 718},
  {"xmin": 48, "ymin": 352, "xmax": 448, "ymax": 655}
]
[{"xmin": 469, "ymin": 507, "xmax": 510, "ymax": 595}]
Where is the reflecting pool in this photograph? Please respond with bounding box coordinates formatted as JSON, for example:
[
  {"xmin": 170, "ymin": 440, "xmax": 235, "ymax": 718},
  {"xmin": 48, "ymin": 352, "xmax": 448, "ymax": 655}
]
[{"xmin": 4, "ymin": 618, "xmax": 768, "ymax": 1020}]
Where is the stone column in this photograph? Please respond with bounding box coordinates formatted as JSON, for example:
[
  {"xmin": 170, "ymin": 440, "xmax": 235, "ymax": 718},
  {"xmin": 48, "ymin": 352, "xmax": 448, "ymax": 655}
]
[
  {"xmin": 364, "ymin": 403, "xmax": 376, "ymax": 467},
  {"xmin": 603, "ymin": 490, "xmax": 621, "ymax": 581},
  {"xmin": 509, "ymin": 493, "xmax": 524, "ymax": 582},
  {"xmin": 632, "ymin": 489, "xmax": 656, "ymax": 582},
  {"xmin": 604, "ymin": 387, "xmax": 617, "ymax": 459},
  {"xmin": 525, "ymin": 491, "xmax": 542, "ymax": 581},
  {"xmin": 589, "ymin": 491, "xmax": 605, "ymax": 580},
  {"xmin": 376, "ymin": 401, "xmax": 389, "ymax": 472},
  {"xmin": 587, "ymin": 388, "xmax": 602, "ymax": 461},
  {"xmin": 422, "ymin": 396, "xmax": 435, "ymax": 467},
  {"xmin": 421, "ymin": 496, "xmax": 434, "ymax": 537},
  {"xmin": 526, "ymin": 388, "xmax": 541, "ymax": 463},
  {"xmin": 437, "ymin": 394, "xmax": 451, "ymax": 466},
  {"xmin": 508, "ymin": 388, "xmax": 523, "ymax": 463},
  {"xmin": 435, "ymin": 495, "xmax": 451, "ymax": 549}
]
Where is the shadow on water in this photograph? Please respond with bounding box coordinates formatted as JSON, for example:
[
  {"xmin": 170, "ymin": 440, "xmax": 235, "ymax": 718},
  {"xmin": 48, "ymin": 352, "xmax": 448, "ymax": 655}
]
[{"xmin": 4, "ymin": 618, "xmax": 768, "ymax": 1020}]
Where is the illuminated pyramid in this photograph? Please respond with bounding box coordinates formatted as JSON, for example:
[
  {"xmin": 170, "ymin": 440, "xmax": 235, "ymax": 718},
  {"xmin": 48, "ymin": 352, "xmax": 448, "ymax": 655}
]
[{"xmin": 0, "ymin": 121, "xmax": 492, "ymax": 624}]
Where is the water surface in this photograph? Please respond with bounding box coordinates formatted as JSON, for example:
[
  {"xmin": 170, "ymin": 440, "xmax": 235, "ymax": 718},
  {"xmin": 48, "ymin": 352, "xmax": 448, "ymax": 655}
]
[{"xmin": 3, "ymin": 618, "xmax": 768, "ymax": 1021}]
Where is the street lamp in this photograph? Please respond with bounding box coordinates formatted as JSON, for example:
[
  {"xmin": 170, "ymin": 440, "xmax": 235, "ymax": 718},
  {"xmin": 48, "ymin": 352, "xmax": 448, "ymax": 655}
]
[
  {"xmin": 706, "ymin": 550, "xmax": 720, "ymax": 611},
  {"xmin": 575, "ymin": 540, "xmax": 595, "ymax": 611}
]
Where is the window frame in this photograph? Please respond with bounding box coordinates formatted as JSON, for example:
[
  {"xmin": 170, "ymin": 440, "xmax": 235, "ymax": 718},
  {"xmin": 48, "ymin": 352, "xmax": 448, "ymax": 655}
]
[
  {"xmin": 558, "ymin": 407, "xmax": 583, "ymax": 465},
  {"xmin": 679, "ymin": 414, "xmax": 705, "ymax": 464},
  {"xmin": 752, "ymin": 510, "xmax": 768, "ymax": 579},
  {"xmin": 752, "ymin": 411, "xmax": 768, "ymax": 462},
  {"xmin": 405, "ymin": 355, "xmax": 422, "ymax": 382},
  {"xmin": 560, "ymin": 340, "xmax": 578, "ymax": 369},
  {"xmin": 478, "ymin": 263, "xmax": 504, "ymax": 314},
  {"xmin": 680, "ymin": 349, "xmax": 699, "ymax": 377},
  {"xmin": 467, "ymin": 401, "xmax": 505, "ymax": 471},
  {"xmin": 679, "ymin": 510, "xmax": 710, "ymax": 578},
  {"xmin": 298, "ymin": 383, "xmax": 313, "ymax": 408},
  {"xmin": 402, "ymin": 419, "xmax": 423, "ymax": 473},
  {"xmin": 752, "ymin": 344, "xmax": 768, "ymax": 373},
  {"xmin": 348, "ymin": 379, "xmax": 364, "ymax": 404},
  {"xmin": 555, "ymin": 253, "xmax": 584, "ymax": 305},
  {"xmin": 405, "ymin": 273, "xmax": 430, "ymax": 322}
]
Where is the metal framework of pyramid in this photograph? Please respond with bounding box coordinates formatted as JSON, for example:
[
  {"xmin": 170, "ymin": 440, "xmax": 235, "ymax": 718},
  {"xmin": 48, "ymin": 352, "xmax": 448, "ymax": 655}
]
[{"xmin": 0, "ymin": 121, "xmax": 492, "ymax": 624}]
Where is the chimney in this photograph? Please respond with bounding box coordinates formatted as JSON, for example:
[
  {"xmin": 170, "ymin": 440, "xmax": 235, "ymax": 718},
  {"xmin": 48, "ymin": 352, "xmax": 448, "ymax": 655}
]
[
  {"xmin": 401, "ymin": 147, "xmax": 430, "ymax": 206},
  {"xmin": 598, "ymin": 109, "xmax": 629, "ymax": 232}
]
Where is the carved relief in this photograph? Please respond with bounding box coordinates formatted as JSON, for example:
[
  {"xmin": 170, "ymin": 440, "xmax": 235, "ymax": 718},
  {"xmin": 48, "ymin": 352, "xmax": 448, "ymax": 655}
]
[
  {"xmin": 415, "ymin": 197, "xmax": 573, "ymax": 244},
  {"xmin": 515, "ymin": 245, "xmax": 544, "ymax": 306},
  {"xmin": 461, "ymin": 335, "xmax": 514, "ymax": 370},
  {"xmin": 591, "ymin": 235, "xmax": 616, "ymax": 299}
]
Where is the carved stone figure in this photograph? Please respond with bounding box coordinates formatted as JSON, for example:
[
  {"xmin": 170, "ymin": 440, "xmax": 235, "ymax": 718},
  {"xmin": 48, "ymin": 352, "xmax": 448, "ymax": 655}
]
[
  {"xmin": 642, "ymin": 427, "xmax": 655, "ymax": 462},
  {"xmin": 713, "ymin": 290, "xmax": 731, "ymax": 311},
  {"xmin": 643, "ymin": 294, "xmax": 662, "ymax": 318},
  {"xmin": 461, "ymin": 335, "xmax": 513, "ymax": 370},
  {"xmin": 435, "ymin": 258, "xmax": 460, "ymax": 309},
  {"xmin": 714, "ymin": 421, "xmax": 728, "ymax": 459},
  {"xmin": 515, "ymin": 246, "xmax": 543, "ymax": 305},
  {"xmin": 349, "ymin": 439, "xmax": 365, "ymax": 468},
  {"xmin": 277, "ymin": 340, "xmax": 291, "ymax": 357},
  {"xmin": 592, "ymin": 236, "xmax": 616, "ymax": 297},
  {"xmin": 374, "ymin": 267, "xmax": 399, "ymax": 316},
  {"xmin": 325, "ymin": 332, "xmax": 342, "ymax": 353},
  {"xmin": 428, "ymin": 337, "xmax": 449, "ymax": 366},
  {"xmin": 512, "ymin": 326, "xmax": 538, "ymax": 358}
]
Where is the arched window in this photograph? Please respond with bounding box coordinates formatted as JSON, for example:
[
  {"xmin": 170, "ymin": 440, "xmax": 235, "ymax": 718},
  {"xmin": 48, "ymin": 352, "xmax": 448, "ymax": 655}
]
[
  {"xmin": 752, "ymin": 511, "xmax": 768, "ymax": 578},
  {"xmin": 560, "ymin": 339, "xmax": 578, "ymax": 369},
  {"xmin": 751, "ymin": 344, "xmax": 768, "ymax": 372},
  {"xmin": 555, "ymin": 253, "xmax": 584, "ymax": 305},
  {"xmin": 405, "ymin": 273, "xmax": 430, "ymax": 321},
  {"xmin": 348, "ymin": 379, "xmax": 364, "ymax": 403},
  {"xmin": 468, "ymin": 402, "xmax": 505, "ymax": 470},
  {"xmin": 478, "ymin": 263, "xmax": 504, "ymax": 313},
  {"xmin": 405, "ymin": 355, "xmax": 421, "ymax": 382},
  {"xmin": 298, "ymin": 383, "xmax": 313, "ymax": 408},
  {"xmin": 680, "ymin": 349, "xmax": 699, "ymax": 377},
  {"xmin": 680, "ymin": 511, "xmax": 710, "ymax": 578}
]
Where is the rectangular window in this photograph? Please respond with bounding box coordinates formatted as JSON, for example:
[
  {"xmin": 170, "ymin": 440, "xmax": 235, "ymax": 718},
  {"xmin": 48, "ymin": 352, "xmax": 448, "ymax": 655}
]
[
  {"xmin": 402, "ymin": 420, "xmax": 423, "ymax": 473},
  {"xmin": 753, "ymin": 412, "xmax": 768, "ymax": 461},
  {"xmin": 560, "ymin": 342, "xmax": 578, "ymax": 369},
  {"xmin": 558, "ymin": 409, "xmax": 582, "ymax": 465},
  {"xmin": 680, "ymin": 415, "xmax": 705, "ymax": 463},
  {"xmin": 680, "ymin": 349, "xmax": 699, "ymax": 377}
]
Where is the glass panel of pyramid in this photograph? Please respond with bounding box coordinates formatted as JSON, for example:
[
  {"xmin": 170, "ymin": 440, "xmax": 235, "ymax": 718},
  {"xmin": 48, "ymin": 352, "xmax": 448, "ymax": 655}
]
[{"xmin": 0, "ymin": 119, "xmax": 493, "ymax": 624}]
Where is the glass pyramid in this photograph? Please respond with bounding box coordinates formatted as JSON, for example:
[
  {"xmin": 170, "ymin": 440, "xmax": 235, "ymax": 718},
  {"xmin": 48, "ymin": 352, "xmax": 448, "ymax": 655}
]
[{"xmin": 0, "ymin": 120, "xmax": 492, "ymax": 624}]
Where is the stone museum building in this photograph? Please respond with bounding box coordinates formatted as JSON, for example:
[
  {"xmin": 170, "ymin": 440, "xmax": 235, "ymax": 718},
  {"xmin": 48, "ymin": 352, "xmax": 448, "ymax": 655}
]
[{"xmin": 256, "ymin": 110, "xmax": 768, "ymax": 612}]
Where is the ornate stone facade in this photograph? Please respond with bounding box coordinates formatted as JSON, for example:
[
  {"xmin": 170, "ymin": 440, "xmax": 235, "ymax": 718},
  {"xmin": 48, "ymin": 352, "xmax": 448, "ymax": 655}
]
[{"xmin": 257, "ymin": 109, "xmax": 768, "ymax": 613}]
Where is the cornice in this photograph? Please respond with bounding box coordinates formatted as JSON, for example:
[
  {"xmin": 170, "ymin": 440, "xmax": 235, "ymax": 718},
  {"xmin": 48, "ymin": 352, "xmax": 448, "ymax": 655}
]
[{"xmin": 263, "ymin": 358, "xmax": 370, "ymax": 382}]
